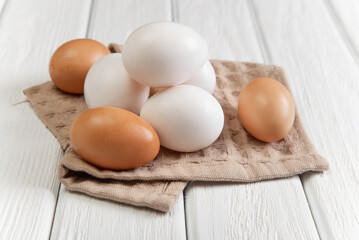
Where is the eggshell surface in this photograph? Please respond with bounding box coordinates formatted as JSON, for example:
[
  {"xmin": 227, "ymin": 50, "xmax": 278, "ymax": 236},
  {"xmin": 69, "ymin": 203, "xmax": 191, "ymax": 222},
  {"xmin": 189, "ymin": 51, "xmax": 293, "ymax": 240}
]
[
  {"xmin": 237, "ymin": 78, "xmax": 295, "ymax": 142},
  {"xmin": 49, "ymin": 39, "xmax": 110, "ymax": 94},
  {"xmin": 150, "ymin": 60, "xmax": 216, "ymax": 95},
  {"xmin": 70, "ymin": 107, "xmax": 160, "ymax": 170},
  {"xmin": 140, "ymin": 85, "xmax": 224, "ymax": 152},
  {"xmin": 84, "ymin": 53, "xmax": 149, "ymax": 114},
  {"xmin": 122, "ymin": 22, "xmax": 208, "ymax": 87},
  {"xmin": 183, "ymin": 60, "xmax": 216, "ymax": 94}
]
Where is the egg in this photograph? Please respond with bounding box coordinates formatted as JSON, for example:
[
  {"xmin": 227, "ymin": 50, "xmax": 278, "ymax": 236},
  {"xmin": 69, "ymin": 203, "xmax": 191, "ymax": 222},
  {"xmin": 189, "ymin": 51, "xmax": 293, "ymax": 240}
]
[
  {"xmin": 140, "ymin": 85, "xmax": 224, "ymax": 152},
  {"xmin": 122, "ymin": 22, "xmax": 208, "ymax": 87},
  {"xmin": 237, "ymin": 78, "xmax": 295, "ymax": 142},
  {"xmin": 70, "ymin": 107, "xmax": 160, "ymax": 170},
  {"xmin": 183, "ymin": 60, "xmax": 216, "ymax": 94},
  {"xmin": 150, "ymin": 86, "xmax": 170, "ymax": 95},
  {"xmin": 150, "ymin": 87, "xmax": 167, "ymax": 95},
  {"xmin": 84, "ymin": 53, "xmax": 149, "ymax": 114},
  {"xmin": 150, "ymin": 60, "xmax": 216, "ymax": 95},
  {"xmin": 49, "ymin": 39, "xmax": 110, "ymax": 94}
]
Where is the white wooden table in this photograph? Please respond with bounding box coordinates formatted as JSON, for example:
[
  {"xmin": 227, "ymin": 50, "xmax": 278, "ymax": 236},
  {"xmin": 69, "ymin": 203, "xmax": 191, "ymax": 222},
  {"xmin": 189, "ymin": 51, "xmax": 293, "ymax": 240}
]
[{"xmin": 0, "ymin": 0, "xmax": 358, "ymax": 239}]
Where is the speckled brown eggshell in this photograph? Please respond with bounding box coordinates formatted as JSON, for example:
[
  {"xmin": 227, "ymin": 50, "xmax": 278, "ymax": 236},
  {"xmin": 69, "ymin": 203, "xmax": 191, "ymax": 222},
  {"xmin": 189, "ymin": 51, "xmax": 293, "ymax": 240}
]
[
  {"xmin": 237, "ymin": 78, "xmax": 295, "ymax": 142},
  {"xmin": 49, "ymin": 39, "xmax": 110, "ymax": 94},
  {"xmin": 70, "ymin": 107, "xmax": 160, "ymax": 170}
]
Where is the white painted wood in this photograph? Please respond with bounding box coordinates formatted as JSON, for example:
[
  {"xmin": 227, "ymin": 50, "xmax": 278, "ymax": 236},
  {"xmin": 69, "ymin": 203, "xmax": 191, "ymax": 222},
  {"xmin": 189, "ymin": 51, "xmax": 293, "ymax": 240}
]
[
  {"xmin": 251, "ymin": 0, "xmax": 359, "ymax": 239},
  {"xmin": 0, "ymin": 0, "xmax": 6, "ymax": 14},
  {"xmin": 52, "ymin": 186, "xmax": 186, "ymax": 240},
  {"xmin": 185, "ymin": 179, "xmax": 319, "ymax": 240},
  {"xmin": 2, "ymin": 0, "xmax": 357, "ymax": 238},
  {"xmin": 51, "ymin": 1, "xmax": 186, "ymax": 239},
  {"xmin": 0, "ymin": 0, "xmax": 91, "ymax": 239},
  {"xmin": 326, "ymin": 0, "xmax": 359, "ymax": 63},
  {"xmin": 174, "ymin": 1, "xmax": 320, "ymax": 239},
  {"xmin": 173, "ymin": 0, "xmax": 263, "ymax": 62},
  {"xmin": 88, "ymin": 0, "xmax": 172, "ymax": 46}
]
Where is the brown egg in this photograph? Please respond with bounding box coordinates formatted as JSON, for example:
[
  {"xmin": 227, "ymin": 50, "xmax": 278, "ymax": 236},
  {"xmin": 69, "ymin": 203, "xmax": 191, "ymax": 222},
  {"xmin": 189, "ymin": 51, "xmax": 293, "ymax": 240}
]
[
  {"xmin": 70, "ymin": 107, "xmax": 160, "ymax": 170},
  {"xmin": 49, "ymin": 39, "xmax": 110, "ymax": 94},
  {"xmin": 237, "ymin": 78, "xmax": 295, "ymax": 142}
]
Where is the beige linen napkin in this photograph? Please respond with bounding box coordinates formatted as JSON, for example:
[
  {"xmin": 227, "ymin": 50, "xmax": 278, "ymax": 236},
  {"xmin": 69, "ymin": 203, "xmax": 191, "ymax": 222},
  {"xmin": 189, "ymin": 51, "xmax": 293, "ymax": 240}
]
[{"xmin": 23, "ymin": 43, "xmax": 328, "ymax": 212}]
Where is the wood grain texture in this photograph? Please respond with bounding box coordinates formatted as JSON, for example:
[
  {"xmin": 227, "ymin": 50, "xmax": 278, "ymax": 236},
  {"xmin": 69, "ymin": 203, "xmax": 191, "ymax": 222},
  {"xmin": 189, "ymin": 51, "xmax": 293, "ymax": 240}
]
[
  {"xmin": 185, "ymin": 179, "xmax": 319, "ymax": 240},
  {"xmin": 50, "ymin": 1, "xmax": 186, "ymax": 239},
  {"xmin": 173, "ymin": 0, "xmax": 262, "ymax": 62},
  {"xmin": 251, "ymin": 0, "xmax": 359, "ymax": 239},
  {"xmin": 51, "ymin": 186, "xmax": 186, "ymax": 240},
  {"xmin": 174, "ymin": 0, "xmax": 320, "ymax": 239},
  {"xmin": 326, "ymin": 0, "xmax": 359, "ymax": 63},
  {"xmin": 88, "ymin": 0, "xmax": 172, "ymax": 46},
  {"xmin": 0, "ymin": 0, "xmax": 7, "ymax": 15},
  {"xmin": 0, "ymin": 0, "xmax": 91, "ymax": 239},
  {"xmin": 2, "ymin": 0, "xmax": 358, "ymax": 238}
]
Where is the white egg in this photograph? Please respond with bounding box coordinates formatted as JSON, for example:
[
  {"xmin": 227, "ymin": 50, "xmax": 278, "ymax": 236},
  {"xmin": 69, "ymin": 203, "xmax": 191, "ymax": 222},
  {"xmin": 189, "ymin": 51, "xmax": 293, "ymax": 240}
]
[
  {"xmin": 150, "ymin": 86, "xmax": 167, "ymax": 95},
  {"xmin": 140, "ymin": 85, "xmax": 224, "ymax": 152},
  {"xmin": 150, "ymin": 60, "xmax": 216, "ymax": 95},
  {"xmin": 122, "ymin": 22, "xmax": 208, "ymax": 88},
  {"xmin": 183, "ymin": 60, "xmax": 216, "ymax": 94},
  {"xmin": 84, "ymin": 53, "xmax": 149, "ymax": 114}
]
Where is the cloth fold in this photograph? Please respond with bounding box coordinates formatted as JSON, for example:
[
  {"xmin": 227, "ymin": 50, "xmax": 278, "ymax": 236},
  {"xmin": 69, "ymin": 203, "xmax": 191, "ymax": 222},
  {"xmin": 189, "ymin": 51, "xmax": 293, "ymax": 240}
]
[{"xmin": 23, "ymin": 43, "xmax": 328, "ymax": 212}]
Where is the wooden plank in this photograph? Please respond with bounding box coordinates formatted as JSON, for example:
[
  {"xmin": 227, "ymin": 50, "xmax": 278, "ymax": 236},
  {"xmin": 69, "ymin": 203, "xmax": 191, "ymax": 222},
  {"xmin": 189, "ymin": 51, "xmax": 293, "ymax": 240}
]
[
  {"xmin": 0, "ymin": 0, "xmax": 7, "ymax": 15},
  {"xmin": 326, "ymin": 0, "xmax": 359, "ymax": 63},
  {"xmin": 50, "ymin": 1, "xmax": 187, "ymax": 239},
  {"xmin": 174, "ymin": 0, "xmax": 320, "ymax": 239},
  {"xmin": 51, "ymin": 186, "xmax": 186, "ymax": 240},
  {"xmin": 0, "ymin": 0, "xmax": 91, "ymax": 239},
  {"xmin": 251, "ymin": 0, "xmax": 359, "ymax": 238},
  {"xmin": 87, "ymin": 0, "xmax": 171, "ymax": 46}
]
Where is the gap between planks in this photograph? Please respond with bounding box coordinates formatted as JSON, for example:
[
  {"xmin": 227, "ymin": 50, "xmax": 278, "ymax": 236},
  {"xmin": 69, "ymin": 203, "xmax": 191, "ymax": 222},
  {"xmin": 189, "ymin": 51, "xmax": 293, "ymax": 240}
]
[
  {"xmin": 251, "ymin": 0, "xmax": 359, "ymax": 238},
  {"xmin": 0, "ymin": 0, "xmax": 9, "ymax": 22},
  {"xmin": 246, "ymin": 0, "xmax": 322, "ymax": 237},
  {"xmin": 49, "ymin": 1, "xmax": 186, "ymax": 240},
  {"xmin": 48, "ymin": 1, "xmax": 95, "ymax": 238},
  {"xmin": 174, "ymin": 0, "xmax": 320, "ymax": 239},
  {"xmin": 323, "ymin": 0, "xmax": 359, "ymax": 70}
]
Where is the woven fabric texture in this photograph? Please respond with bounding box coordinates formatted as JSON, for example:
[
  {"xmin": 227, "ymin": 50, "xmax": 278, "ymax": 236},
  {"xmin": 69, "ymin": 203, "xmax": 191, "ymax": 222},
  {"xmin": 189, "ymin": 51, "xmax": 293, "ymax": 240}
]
[{"xmin": 23, "ymin": 43, "xmax": 328, "ymax": 212}]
